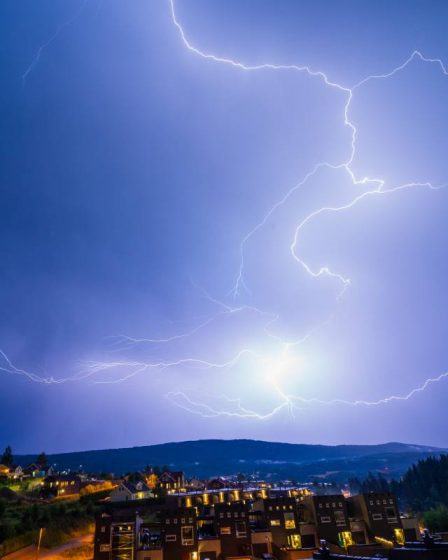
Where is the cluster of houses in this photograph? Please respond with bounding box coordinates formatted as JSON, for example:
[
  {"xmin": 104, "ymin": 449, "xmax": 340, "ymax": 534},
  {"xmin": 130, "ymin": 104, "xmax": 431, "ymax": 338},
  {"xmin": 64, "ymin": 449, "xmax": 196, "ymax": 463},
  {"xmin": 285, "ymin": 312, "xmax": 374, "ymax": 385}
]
[
  {"xmin": 0, "ymin": 462, "xmax": 56, "ymax": 480},
  {"xmin": 95, "ymin": 471, "xmax": 423, "ymax": 560},
  {"xmin": 0, "ymin": 461, "xmax": 85, "ymax": 498}
]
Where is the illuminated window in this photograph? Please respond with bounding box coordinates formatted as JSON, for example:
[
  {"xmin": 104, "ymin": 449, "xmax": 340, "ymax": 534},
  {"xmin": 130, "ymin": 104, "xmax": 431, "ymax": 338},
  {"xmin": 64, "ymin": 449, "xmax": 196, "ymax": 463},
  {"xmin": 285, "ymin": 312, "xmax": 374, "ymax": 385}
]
[
  {"xmin": 174, "ymin": 519, "xmax": 178, "ymax": 524},
  {"xmin": 338, "ymin": 532, "xmax": 353, "ymax": 548},
  {"xmin": 181, "ymin": 526, "xmax": 194, "ymax": 546},
  {"xmin": 287, "ymin": 534, "xmax": 301, "ymax": 549},
  {"xmin": 166, "ymin": 535, "xmax": 177, "ymax": 542},
  {"xmin": 334, "ymin": 511, "xmax": 346, "ymax": 526},
  {"xmin": 372, "ymin": 514, "xmax": 383, "ymax": 521},
  {"xmin": 236, "ymin": 521, "xmax": 247, "ymax": 538},
  {"xmin": 270, "ymin": 519, "xmax": 281, "ymax": 527},
  {"xmin": 284, "ymin": 512, "xmax": 296, "ymax": 530},
  {"xmin": 220, "ymin": 527, "xmax": 231, "ymax": 535},
  {"xmin": 320, "ymin": 516, "xmax": 331, "ymax": 523},
  {"xmin": 394, "ymin": 528, "xmax": 405, "ymax": 545}
]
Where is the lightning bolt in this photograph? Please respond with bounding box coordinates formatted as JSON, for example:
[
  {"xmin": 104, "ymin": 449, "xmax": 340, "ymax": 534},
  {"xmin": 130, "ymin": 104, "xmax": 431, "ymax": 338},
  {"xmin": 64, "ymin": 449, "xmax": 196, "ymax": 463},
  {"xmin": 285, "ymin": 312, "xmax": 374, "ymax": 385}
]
[
  {"xmin": 4, "ymin": 1, "xmax": 448, "ymax": 424},
  {"xmin": 21, "ymin": 0, "xmax": 88, "ymax": 87}
]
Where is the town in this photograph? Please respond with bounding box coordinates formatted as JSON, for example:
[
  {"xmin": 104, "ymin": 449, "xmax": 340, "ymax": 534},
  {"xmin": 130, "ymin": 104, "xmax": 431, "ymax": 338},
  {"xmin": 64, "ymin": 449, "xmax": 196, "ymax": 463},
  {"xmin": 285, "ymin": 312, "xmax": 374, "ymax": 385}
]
[{"xmin": 1, "ymin": 449, "xmax": 448, "ymax": 560}]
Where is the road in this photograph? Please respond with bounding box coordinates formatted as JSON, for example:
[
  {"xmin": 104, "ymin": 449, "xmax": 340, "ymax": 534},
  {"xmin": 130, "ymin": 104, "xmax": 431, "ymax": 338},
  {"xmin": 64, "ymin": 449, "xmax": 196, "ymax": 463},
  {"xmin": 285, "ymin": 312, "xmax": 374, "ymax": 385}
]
[{"xmin": 2, "ymin": 534, "xmax": 92, "ymax": 560}]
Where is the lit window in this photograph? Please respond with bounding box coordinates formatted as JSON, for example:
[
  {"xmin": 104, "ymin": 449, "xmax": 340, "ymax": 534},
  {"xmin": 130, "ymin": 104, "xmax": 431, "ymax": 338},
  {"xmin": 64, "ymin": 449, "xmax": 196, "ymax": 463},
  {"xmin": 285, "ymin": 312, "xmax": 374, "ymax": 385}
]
[
  {"xmin": 394, "ymin": 528, "xmax": 405, "ymax": 545},
  {"xmin": 320, "ymin": 516, "xmax": 331, "ymax": 523},
  {"xmin": 181, "ymin": 526, "xmax": 194, "ymax": 546},
  {"xmin": 174, "ymin": 519, "xmax": 178, "ymax": 524},
  {"xmin": 287, "ymin": 534, "xmax": 301, "ymax": 549},
  {"xmin": 166, "ymin": 535, "xmax": 177, "ymax": 542},
  {"xmin": 270, "ymin": 519, "xmax": 281, "ymax": 527},
  {"xmin": 338, "ymin": 532, "xmax": 353, "ymax": 547},
  {"xmin": 372, "ymin": 513, "xmax": 383, "ymax": 521},
  {"xmin": 236, "ymin": 521, "xmax": 247, "ymax": 538},
  {"xmin": 220, "ymin": 527, "xmax": 231, "ymax": 535},
  {"xmin": 181, "ymin": 518, "xmax": 185, "ymax": 524},
  {"xmin": 284, "ymin": 512, "xmax": 296, "ymax": 529}
]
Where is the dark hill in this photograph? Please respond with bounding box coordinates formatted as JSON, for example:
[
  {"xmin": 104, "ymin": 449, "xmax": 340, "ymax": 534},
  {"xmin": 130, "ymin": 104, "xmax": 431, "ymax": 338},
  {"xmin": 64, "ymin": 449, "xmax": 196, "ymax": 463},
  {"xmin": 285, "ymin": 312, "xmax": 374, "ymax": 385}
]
[{"xmin": 14, "ymin": 439, "xmax": 444, "ymax": 481}]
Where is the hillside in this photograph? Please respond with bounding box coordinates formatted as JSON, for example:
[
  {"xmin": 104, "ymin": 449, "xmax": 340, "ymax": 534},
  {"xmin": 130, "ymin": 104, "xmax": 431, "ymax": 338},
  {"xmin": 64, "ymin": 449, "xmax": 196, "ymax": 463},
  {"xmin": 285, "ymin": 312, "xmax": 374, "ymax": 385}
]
[{"xmin": 14, "ymin": 439, "xmax": 444, "ymax": 481}]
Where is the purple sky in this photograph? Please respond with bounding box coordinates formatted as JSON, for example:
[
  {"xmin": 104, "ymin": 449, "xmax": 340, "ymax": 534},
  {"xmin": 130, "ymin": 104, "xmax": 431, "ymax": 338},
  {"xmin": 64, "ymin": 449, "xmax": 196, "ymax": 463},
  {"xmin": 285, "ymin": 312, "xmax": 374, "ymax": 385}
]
[{"xmin": 1, "ymin": 0, "xmax": 448, "ymax": 453}]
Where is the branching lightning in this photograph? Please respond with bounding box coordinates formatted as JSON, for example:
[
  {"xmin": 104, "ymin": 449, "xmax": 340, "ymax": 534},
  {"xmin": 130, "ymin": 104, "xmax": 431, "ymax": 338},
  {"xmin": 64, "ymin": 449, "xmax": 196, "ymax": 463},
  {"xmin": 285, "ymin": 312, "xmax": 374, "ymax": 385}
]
[{"xmin": 5, "ymin": 0, "xmax": 448, "ymax": 423}]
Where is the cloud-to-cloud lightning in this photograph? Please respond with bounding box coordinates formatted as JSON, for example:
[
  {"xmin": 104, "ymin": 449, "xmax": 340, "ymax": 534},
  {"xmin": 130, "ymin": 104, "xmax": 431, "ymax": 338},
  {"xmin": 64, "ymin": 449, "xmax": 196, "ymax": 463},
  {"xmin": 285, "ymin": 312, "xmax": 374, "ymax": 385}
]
[{"xmin": 5, "ymin": 0, "xmax": 448, "ymax": 422}]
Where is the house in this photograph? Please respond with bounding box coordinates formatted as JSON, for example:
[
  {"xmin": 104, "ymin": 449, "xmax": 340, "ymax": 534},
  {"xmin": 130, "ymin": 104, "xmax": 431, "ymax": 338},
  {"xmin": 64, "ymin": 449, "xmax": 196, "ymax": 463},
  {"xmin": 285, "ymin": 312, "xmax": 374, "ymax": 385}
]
[
  {"xmin": 24, "ymin": 463, "xmax": 56, "ymax": 478},
  {"xmin": 206, "ymin": 477, "xmax": 227, "ymax": 490},
  {"xmin": 187, "ymin": 478, "xmax": 205, "ymax": 491},
  {"xmin": 347, "ymin": 492, "xmax": 405, "ymax": 545},
  {"xmin": 0, "ymin": 464, "xmax": 10, "ymax": 477},
  {"xmin": 43, "ymin": 474, "xmax": 82, "ymax": 497},
  {"xmin": 214, "ymin": 502, "xmax": 252, "ymax": 558},
  {"xmin": 253, "ymin": 497, "xmax": 308, "ymax": 551},
  {"xmin": 303, "ymin": 494, "xmax": 353, "ymax": 549},
  {"xmin": 159, "ymin": 471, "xmax": 185, "ymax": 491},
  {"xmin": 161, "ymin": 507, "xmax": 198, "ymax": 560},
  {"xmin": 110, "ymin": 480, "xmax": 153, "ymax": 502},
  {"xmin": 7, "ymin": 465, "xmax": 24, "ymax": 480}
]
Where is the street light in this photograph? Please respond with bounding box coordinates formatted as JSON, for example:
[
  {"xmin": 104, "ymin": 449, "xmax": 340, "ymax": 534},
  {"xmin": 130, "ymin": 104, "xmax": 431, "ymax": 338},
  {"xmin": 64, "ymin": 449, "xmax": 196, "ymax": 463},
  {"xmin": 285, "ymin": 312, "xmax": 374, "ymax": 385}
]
[{"xmin": 36, "ymin": 527, "xmax": 44, "ymax": 559}]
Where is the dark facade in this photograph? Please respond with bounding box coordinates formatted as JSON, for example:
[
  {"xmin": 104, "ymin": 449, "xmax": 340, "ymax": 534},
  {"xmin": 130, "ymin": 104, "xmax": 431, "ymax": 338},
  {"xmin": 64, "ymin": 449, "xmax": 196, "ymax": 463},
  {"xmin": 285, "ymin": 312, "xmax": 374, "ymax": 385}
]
[
  {"xmin": 304, "ymin": 494, "xmax": 353, "ymax": 548},
  {"xmin": 94, "ymin": 513, "xmax": 136, "ymax": 560},
  {"xmin": 214, "ymin": 502, "xmax": 252, "ymax": 558},
  {"xmin": 161, "ymin": 507, "xmax": 198, "ymax": 560},
  {"xmin": 348, "ymin": 492, "xmax": 405, "ymax": 544},
  {"xmin": 253, "ymin": 497, "xmax": 303, "ymax": 549}
]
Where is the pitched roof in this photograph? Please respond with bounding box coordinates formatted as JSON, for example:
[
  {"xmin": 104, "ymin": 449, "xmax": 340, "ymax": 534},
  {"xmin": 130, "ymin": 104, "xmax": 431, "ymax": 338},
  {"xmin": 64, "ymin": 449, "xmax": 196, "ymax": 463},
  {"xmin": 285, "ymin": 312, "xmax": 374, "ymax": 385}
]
[{"xmin": 122, "ymin": 480, "xmax": 150, "ymax": 494}]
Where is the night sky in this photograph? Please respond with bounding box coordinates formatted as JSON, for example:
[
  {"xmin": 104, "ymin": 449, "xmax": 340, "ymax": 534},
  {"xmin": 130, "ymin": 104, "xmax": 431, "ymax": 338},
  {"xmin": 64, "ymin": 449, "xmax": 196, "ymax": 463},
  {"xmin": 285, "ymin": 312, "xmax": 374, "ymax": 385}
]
[{"xmin": 1, "ymin": 0, "xmax": 448, "ymax": 453}]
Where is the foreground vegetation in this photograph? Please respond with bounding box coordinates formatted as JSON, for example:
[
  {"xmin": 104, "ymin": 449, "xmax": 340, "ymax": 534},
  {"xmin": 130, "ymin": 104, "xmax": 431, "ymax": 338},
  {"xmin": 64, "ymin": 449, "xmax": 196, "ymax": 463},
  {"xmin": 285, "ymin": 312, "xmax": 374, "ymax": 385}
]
[
  {"xmin": 0, "ymin": 495, "xmax": 97, "ymax": 555},
  {"xmin": 350, "ymin": 454, "xmax": 448, "ymax": 532}
]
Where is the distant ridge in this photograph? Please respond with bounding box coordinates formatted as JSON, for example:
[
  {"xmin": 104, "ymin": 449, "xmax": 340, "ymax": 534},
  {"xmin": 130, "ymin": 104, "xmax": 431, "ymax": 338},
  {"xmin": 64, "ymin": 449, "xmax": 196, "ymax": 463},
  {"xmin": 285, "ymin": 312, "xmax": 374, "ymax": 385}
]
[{"xmin": 14, "ymin": 439, "xmax": 445, "ymax": 481}]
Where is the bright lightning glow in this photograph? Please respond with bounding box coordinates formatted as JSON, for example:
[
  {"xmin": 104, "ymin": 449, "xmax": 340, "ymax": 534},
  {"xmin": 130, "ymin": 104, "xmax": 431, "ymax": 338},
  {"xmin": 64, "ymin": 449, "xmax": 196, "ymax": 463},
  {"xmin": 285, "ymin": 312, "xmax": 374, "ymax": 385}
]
[{"xmin": 5, "ymin": 1, "xmax": 448, "ymax": 423}]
